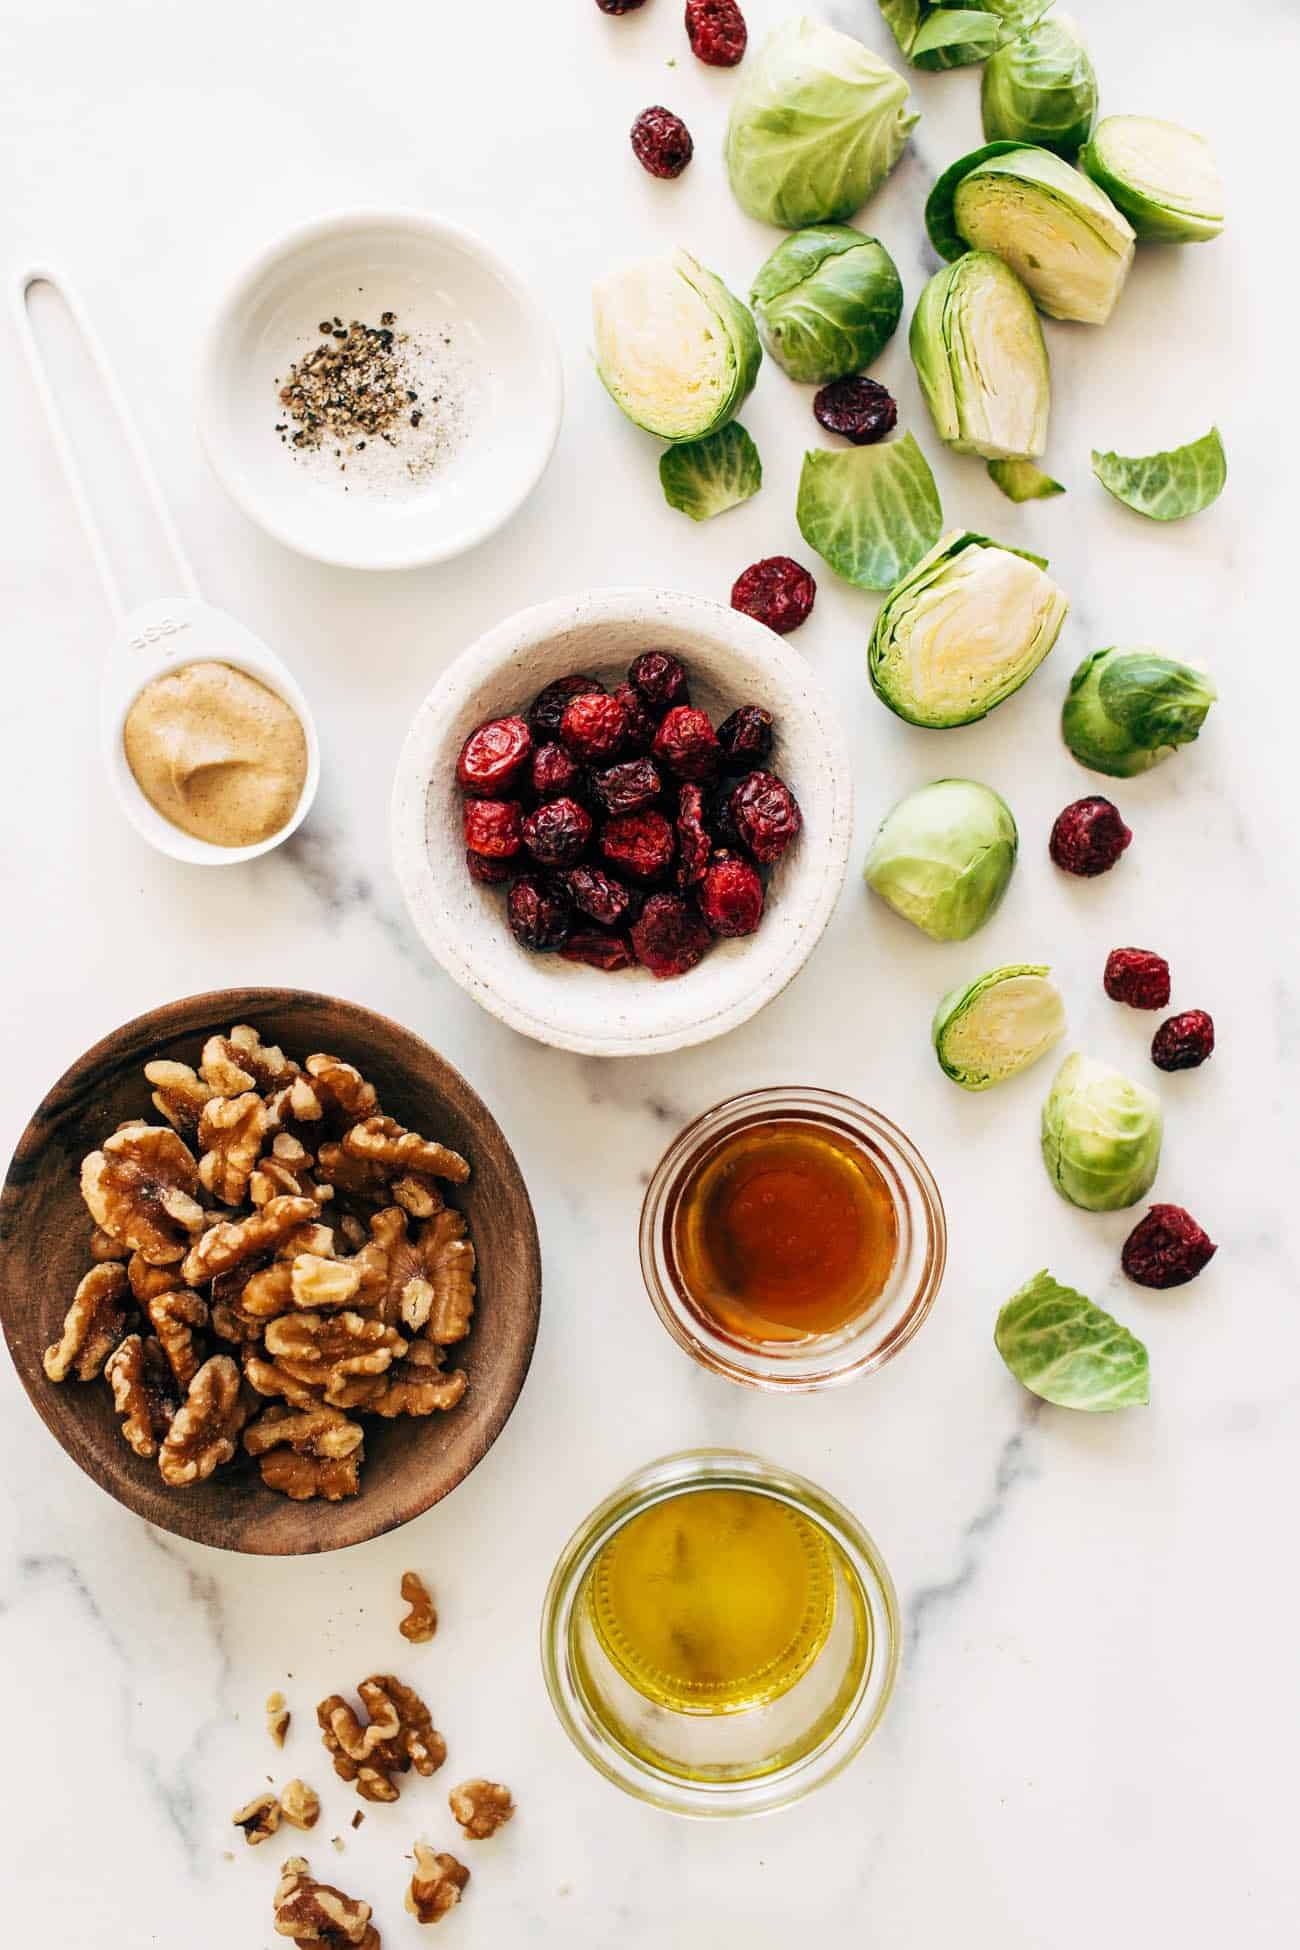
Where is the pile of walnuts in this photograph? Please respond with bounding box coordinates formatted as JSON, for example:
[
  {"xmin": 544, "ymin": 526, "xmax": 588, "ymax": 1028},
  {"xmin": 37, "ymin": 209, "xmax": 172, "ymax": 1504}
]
[{"xmin": 44, "ymin": 1024, "xmax": 476, "ymax": 1501}]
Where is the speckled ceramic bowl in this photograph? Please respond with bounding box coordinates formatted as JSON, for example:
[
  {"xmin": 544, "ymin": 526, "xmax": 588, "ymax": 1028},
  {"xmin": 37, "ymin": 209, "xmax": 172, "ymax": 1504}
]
[{"xmin": 390, "ymin": 589, "xmax": 853, "ymax": 1057}]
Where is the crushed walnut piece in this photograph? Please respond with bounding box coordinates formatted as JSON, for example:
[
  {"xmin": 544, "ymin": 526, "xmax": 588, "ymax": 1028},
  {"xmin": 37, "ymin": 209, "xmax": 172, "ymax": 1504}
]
[
  {"xmin": 273, "ymin": 1855, "xmax": 377, "ymax": 1947},
  {"xmin": 267, "ymin": 1690, "xmax": 291, "ymax": 1748},
  {"xmin": 232, "ymin": 1790, "xmax": 282, "ymax": 1844},
  {"xmin": 449, "ymin": 1779, "xmax": 515, "ymax": 1840},
  {"xmin": 399, "ymin": 1571, "xmax": 437, "ymax": 1644},
  {"xmin": 280, "ymin": 1778, "xmax": 321, "ymax": 1831},
  {"xmin": 317, "ymin": 1674, "xmax": 445, "ymax": 1803},
  {"xmin": 406, "ymin": 1843, "xmax": 469, "ymax": 1925},
  {"xmin": 44, "ymin": 1263, "xmax": 131, "ymax": 1382}
]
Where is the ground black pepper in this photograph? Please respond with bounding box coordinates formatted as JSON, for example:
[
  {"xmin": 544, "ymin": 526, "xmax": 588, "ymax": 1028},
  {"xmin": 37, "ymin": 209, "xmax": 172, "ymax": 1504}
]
[{"xmin": 276, "ymin": 314, "xmax": 422, "ymax": 453}]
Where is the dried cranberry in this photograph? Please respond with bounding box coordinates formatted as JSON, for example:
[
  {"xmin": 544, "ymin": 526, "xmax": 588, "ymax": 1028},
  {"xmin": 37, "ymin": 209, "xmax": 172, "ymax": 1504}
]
[
  {"xmin": 561, "ymin": 930, "xmax": 636, "ymax": 971},
  {"xmin": 596, "ymin": 0, "xmax": 645, "ymax": 11},
  {"xmin": 628, "ymin": 651, "xmax": 691, "ymax": 716},
  {"xmin": 1152, "ymin": 1010, "xmax": 1215, "ymax": 1072},
  {"xmin": 456, "ymin": 715, "xmax": 532, "ymax": 797},
  {"xmin": 530, "ymin": 741, "xmax": 584, "ymax": 800},
  {"xmin": 730, "ymin": 557, "xmax": 816, "ymax": 636},
  {"xmin": 521, "ymin": 796, "xmax": 593, "ymax": 868},
  {"xmin": 704, "ymin": 776, "xmax": 742, "ymax": 847},
  {"xmin": 507, "ymin": 875, "xmax": 572, "ymax": 953},
  {"xmin": 685, "ymin": 0, "xmax": 747, "ymax": 67},
  {"xmin": 1121, "ymin": 1205, "xmax": 1218, "ymax": 1289},
  {"xmin": 730, "ymin": 770, "xmax": 802, "ymax": 864},
  {"xmin": 612, "ymin": 681, "xmax": 657, "ymax": 754},
  {"xmin": 631, "ymin": 893, "xmax": 714, "ymax": 979},
  {"xmin": 528, "ymin": 673, "xmax": 604, "ymax": 742},
  {"xmin": 465, "ymin": 848, "xmax": 514, "ymax": 887},
  {"xmin": 567, "ymin": 864, "xmax": 632, "ymax": 927},
  {"xmin": 653, "ymin": 705, "xmax": 721, "ymax": 782},
  {"xmin": 676, "ymin": 783, "xmax": 711, "ymax": 889},
  {"xmin": 560, "ymin": 690, "xmax": 628, "ymax": 762},
  {"xmin": 813, "ymin": 376, "xmax": 898, "ymax": 446},
  {"xmin": 462, "ymin": 799, "xmax": 523, "ymax": 859},
  {"xmin": 1049, "ymin": 796, "xmax": 1132, "ymax": 877},
  {"xmin": 592, "ymin": 757, "xmax": 662, "ymax": 815},
  {"xmin": 699, "ymin": 850, "xmax": 765, "ymax": 937},
  {"xmin": 631, "ymin": 106, "xmax": 694, "ymax": 179},
  {"xmin": 716, "ymin": 705, "xmax": 774, "ymax": 771},
  {"xmin": 1104, "ymin": 948, "xmax": 1171, "ymax": 1011},
  {"xmin": 603, "ymin": 808, "xmax": 676, "ymax": 882}
]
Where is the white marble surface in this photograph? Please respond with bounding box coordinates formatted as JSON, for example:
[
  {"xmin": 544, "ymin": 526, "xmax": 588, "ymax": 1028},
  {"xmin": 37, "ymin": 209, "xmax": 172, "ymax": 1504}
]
[{"xmin": 2, "ymin": 0, "xmax": 1297, "ymax": 1942}]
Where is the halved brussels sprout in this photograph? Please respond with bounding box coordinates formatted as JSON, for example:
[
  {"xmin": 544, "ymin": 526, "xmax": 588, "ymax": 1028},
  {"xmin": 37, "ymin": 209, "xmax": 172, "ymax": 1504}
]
[
  {"xmin": 933, "ymin": 964, "xmax": 1065, "ymax": 1090},
  {"xmin": 1062, "ymin": 645, "xmax": 1216, "ymax": 778},
  {"xmin": 927, "ymin": 142, "xmax": 1136, "ymax": 325},
  {"xmin": 726, "ymin": 18, "xmax": 918, "ymax": 230},
  {"xmin": 865, "ymin": 778, "xmax": 1017, "ymax": 942},
  {"xmin": 1092, "ymin": 428, "xmax": 1225, "ymax": 522},
  {"xmin": 881, "ymin": 0, "xmax": 1051, "ymax": 71},
  {"xmin": 995, "ymin": 1270, "xmax": 1150, "ymax": 1412},
  {"xmin": 797, "ymin": 433, "xmax": 942, "ymax": 592},
  {"xmin": 592, "ymin": 247, "xmax": 760, "ymax": 443},
  {"xmin": 988, "ymin": 458, "xmax": 1065, "ymax": 502},
  {"xmin": 659, "ymin": 423, "xmax": 762, "ymax": 522},
  {"xmin": 1041, "ymin": 1053, "xmax": 1163, "ymax": 1212},
  {"xmin": 869, "ymin": 530, "xmax": 1068, "ymax": 728},
  {"xmin": 981, "ymin": 13, "xmax": 1097, "ymax": 159},
  {"xmin": 910, "ymin": 253, "xmax": 1049, "ymax": 462},
  {"xmin": 750, "ymin": 227, "xmax": 903, "ymax": 385},
  {"xmin": 1081, "ymin": 116, "xmax": 1224, "ymax": 243}
]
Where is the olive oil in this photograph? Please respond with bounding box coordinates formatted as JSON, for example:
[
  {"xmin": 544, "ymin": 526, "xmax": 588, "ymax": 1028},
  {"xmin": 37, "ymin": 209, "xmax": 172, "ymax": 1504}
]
[
  {"xmin": 588, "ymin": 1487, "xmax": 835, "ymax": 1714},
  {"xmin": 670, "ymin": 1118, "xmax": 898, "ymax": 1344}
]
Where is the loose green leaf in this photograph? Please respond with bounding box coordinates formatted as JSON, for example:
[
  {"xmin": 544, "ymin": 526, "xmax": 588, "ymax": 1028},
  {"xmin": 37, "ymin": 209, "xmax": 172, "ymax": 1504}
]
[
  {"xmin": 659, "ymin": 423, "xmax": 762, "ymax": 522},
  {"xmin": 995, "ymin": 1270, "xmax": 1150, "ymax": 1412},
  {"xmin": 796, "ymin": 433, "xmax": 942, "ymax": 592},
  {"xmin": 1091, "ymin": 428, "xmax": 1226, "ymax": 523},
  {"xmin": 988, "ymin": 458, "xmax": 1065, "ymax": 502},
  {"xmin": 881, "ymin": 0, "xmax": 1051, "ymax": 69}
]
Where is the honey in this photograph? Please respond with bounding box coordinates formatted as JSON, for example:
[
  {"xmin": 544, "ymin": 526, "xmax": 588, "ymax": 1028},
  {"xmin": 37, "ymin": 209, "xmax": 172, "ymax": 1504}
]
[
  {"xmin": 588, "ymin": 1488, "xmax": 835, "ymax": 1714},
  {"xmin": 669, "ymin": 1117, "xmax": 898, "ymax": 1344}
]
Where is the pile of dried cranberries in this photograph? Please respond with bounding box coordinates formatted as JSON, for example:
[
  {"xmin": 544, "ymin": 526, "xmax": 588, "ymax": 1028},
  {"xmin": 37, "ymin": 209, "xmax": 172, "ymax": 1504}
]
[{"xmin": 454, "ymin": 652, "xmax": 802, "ymax": 979}]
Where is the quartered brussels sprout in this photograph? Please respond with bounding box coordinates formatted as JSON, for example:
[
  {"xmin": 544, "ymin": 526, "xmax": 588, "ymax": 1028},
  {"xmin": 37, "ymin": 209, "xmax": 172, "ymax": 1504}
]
[
  {"xmin": 1092, "ymin": 427, "xmax": 1225, "ymax": 523},
  {"xmin": 865, "ymin": 778, "xmax": 1018, "ymax": 942},
  {"xmin": 910, "ymin": 253, "xmax": 1049, "ymax": 462},
  {"xmin": 995, "ymin": 1270, "xmax": 1150, "ymax": 1412},
  {"xmin": 1041, "ymin": 1053, "xmax": 1163, "ymax": 1212},
  {"xmin": 980, "ymin": 13, "xmax": 1097, "ymax": 159},
  {"xmin": 726, "ymin": 18, "xmax": 918, "ymax": 230},
  {"xmin": 988, "ymin": 458, "xmax": 1064, "ymax": 502},
  {"xmin": 880, "ymin": 0, "xmax": 1051, "ymax": 71},
  {"xmin": 750, "ymin": 227, "xmax": 903, "ymax": 385},
  {"xmin": 659, "ymin": 423, "xmax": 762, "ymax": 522},
  {"xmin": 933, "ymin": 964, "xmax": 1065, "ymax": 1090},
  {"xmin": 1081, "ymin": 116, "xmax": 1224, "ymax": 243},
  {"xmin": 1062, "ymin": 646, "xmax": 1217, "ymax": 778},
  {"xmin": 592, "ymin": 247, "xmax": 761, "ymax": 444},
  {"xmin": 927, "ymin": 142, "xmax": 1136, "ymax": 325},
  {"xmin": 868, "ymin": 530, "xmax": 1068, "ymax": 728},
  {"xmin": 797, "ymin": 433, "xmax": 942, "ymax": 593}
]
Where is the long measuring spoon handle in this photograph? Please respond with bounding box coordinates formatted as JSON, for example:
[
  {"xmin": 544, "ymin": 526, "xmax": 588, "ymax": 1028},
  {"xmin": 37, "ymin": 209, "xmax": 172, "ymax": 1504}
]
[{"xmin": 11, "ymin": 266, "xmax": 200, "ymax": 622}]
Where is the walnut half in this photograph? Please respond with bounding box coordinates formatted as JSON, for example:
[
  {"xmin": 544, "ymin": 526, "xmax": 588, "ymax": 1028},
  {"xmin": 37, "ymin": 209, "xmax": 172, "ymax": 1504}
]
[
  {"xmin": 405, "ymin": 1843, "xmax": 469, "ymax": 1925},
  {"xmin": 448, "ymin": 1779, "xmax": 515, "ymax": 1840},
  {"xmin": 43, "ymin": 1263, "xmax": 131, "ymax": 1383},
  {"xmin": 157, "ymin": 1355, "xmax": 249, "ymax": 1487},
  {"xmin": 317, "ymin": 1674, "xmax": 445, "ymax": 1804},
  {"xmin": 273, "ymin": 1856, "xmax": 376, "ymax": 1947}
]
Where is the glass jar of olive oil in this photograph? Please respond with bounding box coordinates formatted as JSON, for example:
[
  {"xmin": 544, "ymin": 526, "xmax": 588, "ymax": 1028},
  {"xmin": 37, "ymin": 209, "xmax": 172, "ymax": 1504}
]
[{"xmin": 540, "ymin": 1451, "xmax": 900, "ymax": 1816}]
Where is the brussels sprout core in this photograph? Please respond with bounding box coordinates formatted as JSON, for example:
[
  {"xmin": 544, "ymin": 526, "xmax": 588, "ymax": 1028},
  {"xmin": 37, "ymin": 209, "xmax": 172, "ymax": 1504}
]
[
  {"xmin": 910, "ymin": 253, "xmax": 1049, "ymax": 461},
  {"xmin": 864, "ymin": 778, "xmax": 1018, "ymax": 941},
  {"xmin": 592, "ymin": 248, "xmax": 760, "ymax": 443},
  {"xmin": 1081, "ymin": 116, "xmax": 1224, "ymax": 244},
  {"xmin": 933, "ymin": 964, "xmax": 1065, "ymax": 1090},
  {"xmin": 1041, "ymin": 1053, "xmax": 1163, "ymax": 1212}
]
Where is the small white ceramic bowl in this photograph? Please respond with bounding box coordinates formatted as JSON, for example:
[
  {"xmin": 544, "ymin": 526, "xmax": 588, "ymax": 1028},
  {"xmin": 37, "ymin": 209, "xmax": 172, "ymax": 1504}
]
[
  {"xmin": 391, "ymin": 589, "xmax": 853, "ymax": 1058},
  {"xmin": 198, "ymin": 209, "xmax": 562, "ymax": 571}
]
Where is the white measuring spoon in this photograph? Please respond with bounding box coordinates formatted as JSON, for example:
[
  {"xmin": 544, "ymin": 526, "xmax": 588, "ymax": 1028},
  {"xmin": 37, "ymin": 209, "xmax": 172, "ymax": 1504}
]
[{"xmin": 13, "ymin": 267, "xmax": 320, "ymax": 866}]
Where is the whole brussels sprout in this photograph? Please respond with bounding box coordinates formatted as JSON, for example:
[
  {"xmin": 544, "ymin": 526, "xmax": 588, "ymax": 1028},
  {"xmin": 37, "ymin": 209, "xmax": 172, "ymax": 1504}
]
[
  {"xmin": 1062, "ymin": 646, "xmax": 1217, "ymax": 778},
  {"xmin": 926, "ymin": 142, "xmax": 1135, "ymax": 325},
  {"xmin": 726, "ymin": 18, "xmax": 918, "ymax": 230},
  {"xmin": 869, "ymin": 531, "xmax": 1068, "ymax": 728},
  {"xmin": 933, "ymin": 963, "xmax": 1065, "ymax": 1090},
  {"xmin": 864, "ymin": 778, "xmax": 1018, "ymax": 941},
  {"xmin": 1081, "ymin": 116, "xmax": 1224, "ymax": 243},
  {"xmin": 981, "ymin": 14, "xmax": 1098, "ymax": 159},
  {"xmin": 910, "ymin": 253, "xmax": 1049, "ymax": 461},
  {"xmin": 1041, "ymin": 1053, "xmax": 1163, "ymax": 1211},
  {"xmin": 592, "ymin": 247, "xmax": 760, "ymax": 444},
  {"xmin": 750, "ymin": 227, "xmax": 903, "ymax": 385}
]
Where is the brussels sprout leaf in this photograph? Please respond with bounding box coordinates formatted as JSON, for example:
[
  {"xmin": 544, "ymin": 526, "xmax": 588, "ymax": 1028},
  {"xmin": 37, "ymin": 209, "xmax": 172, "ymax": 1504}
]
[
  {"xmin": 995, "ymin": 1270, "xmax": 1150, "ymax": 1412},
  {"xmin": 1091, "ymin": 427, "xmax": 1225, "ymax": 521},
  {"xmin": 659, "ymin": 423, "xmax": 762, "ymax": 522},
  {"xmin": 988, "ymin": 458, "xmax": 1066, "ymax": 502},
  {"xmin": 797, "ymin": 433, "xmax": 942, "ymax": 591}
]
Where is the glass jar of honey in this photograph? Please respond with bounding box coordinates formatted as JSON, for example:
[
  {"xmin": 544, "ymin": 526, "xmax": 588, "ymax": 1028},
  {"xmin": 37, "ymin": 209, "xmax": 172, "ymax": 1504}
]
[
  {"xmin": 640, "ymin": 1087, "xmax": 945, "ymax": 1390},
  {"xmin": 540, "ymin": 1450, "xmax": 900, "ymax": 1816}
]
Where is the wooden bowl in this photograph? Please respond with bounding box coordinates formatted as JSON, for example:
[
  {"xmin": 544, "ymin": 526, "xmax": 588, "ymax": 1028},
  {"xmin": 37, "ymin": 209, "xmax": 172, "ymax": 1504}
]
[{"xmin": 0, "ymin": 988, "xmax": 541, "ymax": 1554}]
